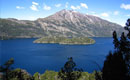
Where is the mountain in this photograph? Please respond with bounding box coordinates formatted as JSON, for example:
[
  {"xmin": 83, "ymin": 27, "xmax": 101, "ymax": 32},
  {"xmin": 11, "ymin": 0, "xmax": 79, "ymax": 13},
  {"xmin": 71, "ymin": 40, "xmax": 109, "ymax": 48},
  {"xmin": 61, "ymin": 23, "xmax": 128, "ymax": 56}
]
[
  {"xmin": 0, "ymin": 9, "xmax": 124, "ymax": 39},
  {"xmin": 0, "ymin": 18, "xmax": 45, "ymax": 39}
]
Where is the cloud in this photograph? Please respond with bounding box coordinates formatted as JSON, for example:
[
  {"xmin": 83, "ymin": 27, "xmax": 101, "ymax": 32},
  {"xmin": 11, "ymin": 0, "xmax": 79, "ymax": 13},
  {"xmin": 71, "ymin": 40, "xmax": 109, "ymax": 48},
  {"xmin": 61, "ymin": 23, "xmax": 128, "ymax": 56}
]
[
  {"xmin": 101, "ymin": 13, "xmax": 109, "ymax": 17},
  {"xmin": 114, "ymin": 11, "xmax": 119, "ymax": 15},
  {"xmin": 16, "ymin": 6, "xmax": 25, "ymax": 9},
  {"xmin": 80, "ymin": 3, "xmax": 88, "ymax": 9},
  {"xmin": 88, "ymin": 11, "xmax": 100, "ymax": 17},
  {"xmin": 43, "ymin": 4, "xmax": 51, "ymax": 10},
  {"xmin": 32, "ymin": 2, "xmax": 39, "ymax": 5},
  {"xmin": 93, "ymin": 14, "xmax": 100, "ymax": 17},
  {"xmin": 71, "ymin": 5, "xmax": 80, "ymax": 10},
  {"xmin": 120, "ymin": 3, "xmax": 130, "ymax": 10},
  {"xmin": 70, "ymin": 3, "xmax": 88, "ymax": 10},
  {"xmin": 30, "ymin": 2, "xmax": 39, "ymax": 11},
  {"xmin": 126, "ymin": 15, "xmax": 130, "ymax": 17},
  {"xmin": 30, "ymin": 5, "xmax": 38, "ymax": 11},
  {"xmin": 55, "ymin": 4, "xmax": 62, "ymax": 8},
  {"xmin": 65, "ymin": 2, "xmax": 69, "ymax": 8}
]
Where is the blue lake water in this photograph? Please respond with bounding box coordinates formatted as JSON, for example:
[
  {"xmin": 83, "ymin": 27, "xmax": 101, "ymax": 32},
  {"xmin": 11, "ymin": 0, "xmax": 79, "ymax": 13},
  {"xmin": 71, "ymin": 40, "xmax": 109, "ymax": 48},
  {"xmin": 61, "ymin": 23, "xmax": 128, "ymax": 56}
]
[{"xmin": 0, "ymin": 37, "xmax": 114, "ymax": 74}]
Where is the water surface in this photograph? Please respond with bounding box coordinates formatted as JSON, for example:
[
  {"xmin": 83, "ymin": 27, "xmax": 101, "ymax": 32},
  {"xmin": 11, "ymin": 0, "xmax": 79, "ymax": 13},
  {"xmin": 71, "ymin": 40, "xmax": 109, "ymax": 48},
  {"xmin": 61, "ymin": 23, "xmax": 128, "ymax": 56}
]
[{"xmin": 0, "ymin": 37, "xmax": 114, "ymax": 74}]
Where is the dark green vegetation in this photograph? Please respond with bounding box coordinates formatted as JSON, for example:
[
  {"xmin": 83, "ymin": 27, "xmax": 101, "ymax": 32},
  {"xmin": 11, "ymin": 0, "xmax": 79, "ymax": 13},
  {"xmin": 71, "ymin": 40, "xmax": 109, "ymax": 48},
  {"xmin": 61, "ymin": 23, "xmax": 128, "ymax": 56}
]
[
  {"xmin": 95, "ymin": 19, "xmax": 130, "ymax": 80},
  {"xmin": 33, "ymin": 70, "xmax": 95, "ymax": 80},
  {"xmin": 0, "ymin": 58, "xmax": 96, "ymax": 80},
  {"xmin": 58, "ymin": 57, "xmax": 83, "ymax": 80},
  {"xmin": 0, "ymin": 10, "xmax": 125, "ymax": 40},
  {"xmin": 0, "ymin": 58, "xmax": 33, "ymax": 80},
  {"xmin": 34, "ymin": 37, "xmax": 95, "ymax": 44}
]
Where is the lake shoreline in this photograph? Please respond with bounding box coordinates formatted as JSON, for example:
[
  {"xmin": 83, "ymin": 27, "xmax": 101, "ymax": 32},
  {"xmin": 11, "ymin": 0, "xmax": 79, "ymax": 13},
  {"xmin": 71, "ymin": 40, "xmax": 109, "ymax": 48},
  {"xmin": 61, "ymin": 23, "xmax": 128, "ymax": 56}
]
[{"xmin": 0, "ymin": 36, "xmax": 113, "ymax": 40}]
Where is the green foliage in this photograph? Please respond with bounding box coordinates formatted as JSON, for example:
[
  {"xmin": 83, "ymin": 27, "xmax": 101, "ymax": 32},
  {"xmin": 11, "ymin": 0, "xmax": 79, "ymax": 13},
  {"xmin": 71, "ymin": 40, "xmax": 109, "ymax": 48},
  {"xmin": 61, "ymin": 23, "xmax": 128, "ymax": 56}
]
[
  {"xmin": 34, "ymin": 37, "xmax": 95, "ymax": 45},
  {"xmin": 0, "ymin": 58, "xmax": 14, "ymax": 80},
  {"xmin": 58, "ymin": 57, "xmax": 83, "ymax": 80},
  {"xmin": 78, "ymin": 72, "xmax": 95, "ymax": 80},
  {"xmin": 0, "ymin": 59, "xmax": 33, "ymax": 80},
  {"xmin": 40, "ymin": 70, "xmax": 58, "ymax": 80},
  {"xmin": 95, "ymin": 19, "xmax": 130, "ymax": 80},
  {"xmin": 6, "ymin": 68, "xmax": 33, "ymax": 80},
  {"xmin": 33, "ymin": 72, "xmax": 40, "ymax": 80},
  {"xmin": 39, "ymin": 70, "xmax": 95, "ymax": 80},
  {"xmin": 4, "ymin": 58, "xmax": 14, "ymax": 69},
  {"xmin": 0, "ymin": 58, "xmax": 96, "ymax": 80}
]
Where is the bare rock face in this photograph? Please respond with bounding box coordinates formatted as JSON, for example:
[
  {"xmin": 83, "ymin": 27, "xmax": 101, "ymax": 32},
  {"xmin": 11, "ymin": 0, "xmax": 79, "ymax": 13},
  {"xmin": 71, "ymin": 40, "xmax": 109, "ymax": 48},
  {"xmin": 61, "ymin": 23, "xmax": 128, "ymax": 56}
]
[
  {"xmin": 0, "ymin": 9, "xmax": 124, "ymax": 39},
  {"xmin": 36, "ymin": 9, "xmax": 124, "ymax": 37}
]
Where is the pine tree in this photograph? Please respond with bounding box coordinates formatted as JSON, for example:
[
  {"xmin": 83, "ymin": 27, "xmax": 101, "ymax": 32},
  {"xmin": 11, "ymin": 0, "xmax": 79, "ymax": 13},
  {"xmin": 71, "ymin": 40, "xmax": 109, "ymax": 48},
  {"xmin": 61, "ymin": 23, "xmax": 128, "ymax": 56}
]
[
  {"xmin": 123, "ymin": 18, "xmax": 130, "ymax": 78},
  {"xmin": 95, "ymin": 18, "xmax": 130, "ymax": 80},
  {"xmin": 102, "ymin": 51, "xmax": 128, "ymax": 80},
  {"xmin": 113, "ymin": 31, "xmax": 119, "ymax": 49}
]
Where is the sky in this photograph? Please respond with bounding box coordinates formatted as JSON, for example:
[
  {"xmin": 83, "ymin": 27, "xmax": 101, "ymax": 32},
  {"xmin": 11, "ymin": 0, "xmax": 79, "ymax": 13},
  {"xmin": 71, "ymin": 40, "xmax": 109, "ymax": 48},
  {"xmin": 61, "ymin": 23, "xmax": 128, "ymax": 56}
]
[{"xmin": 1, "ymin": 0, "xmax": 130, "ymax": 26}]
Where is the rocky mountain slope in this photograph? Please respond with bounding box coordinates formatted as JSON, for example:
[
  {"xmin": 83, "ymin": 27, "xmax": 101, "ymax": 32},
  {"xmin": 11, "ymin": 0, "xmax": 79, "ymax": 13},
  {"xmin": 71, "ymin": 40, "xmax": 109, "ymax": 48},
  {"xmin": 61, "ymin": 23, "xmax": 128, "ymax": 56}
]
[
  {"xmin": 0, "ymin": 9, "xmax": 124, "ymax": 39},
  {"xmin": 0, "ymin": 18, "xmax": 45, "ymax": 39}
]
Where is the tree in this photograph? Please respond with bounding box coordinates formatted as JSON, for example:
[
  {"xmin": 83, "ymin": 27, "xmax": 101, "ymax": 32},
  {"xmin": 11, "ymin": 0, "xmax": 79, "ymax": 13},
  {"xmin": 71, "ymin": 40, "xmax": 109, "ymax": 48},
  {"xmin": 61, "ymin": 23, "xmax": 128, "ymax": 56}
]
[
  {"xmin": 95, "ymin": 18, "xmax": 130, "ymax": 80},
  {"xmin": 0, "ymin": 58, "xmax": 14, "ymax": 80},
  {"xmin": 113, "ymin": 31, "xmax": 119, "ymax": 49},
  {"xmin": 58, "ymin": 57, "xmax": 83, "ymax": 80},
  {"xmin": 0, "ymin": 58, "xmax": 33, "ymax": 80},
  {"xmin": 33, "ymin": 72, "xmax": 40, "ymax": 80},
  {"xmin": 124, "ymin": 18, "xmax": 130, "ymax": 76},
  {"xmin": 8, "ymin": 68, "xmax": 33, "ymax": 80},
  {"xmin": 102, "ymin": 51, "xmax": 128, "ymax": 80},
  {"xmin": 125, "ymin": 18, "xmax": 130, "ymax": 39}
]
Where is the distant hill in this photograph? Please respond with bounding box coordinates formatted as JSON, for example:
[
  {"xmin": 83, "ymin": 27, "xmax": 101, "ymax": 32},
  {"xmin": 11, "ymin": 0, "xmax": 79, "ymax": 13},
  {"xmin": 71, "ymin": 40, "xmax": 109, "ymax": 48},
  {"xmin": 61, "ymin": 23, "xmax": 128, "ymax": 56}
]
[{"xmin": 0, "ymin": 9, "xmax": 124, "ymax": 39}]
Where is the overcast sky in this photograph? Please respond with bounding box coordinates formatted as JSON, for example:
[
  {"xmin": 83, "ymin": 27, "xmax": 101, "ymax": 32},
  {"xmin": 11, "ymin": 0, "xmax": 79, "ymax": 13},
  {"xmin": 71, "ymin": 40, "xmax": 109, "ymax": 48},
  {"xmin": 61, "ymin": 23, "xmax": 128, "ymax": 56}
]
[{"xmin": 1, "ymin": 0, "xmax": 130, "ymax": 26}]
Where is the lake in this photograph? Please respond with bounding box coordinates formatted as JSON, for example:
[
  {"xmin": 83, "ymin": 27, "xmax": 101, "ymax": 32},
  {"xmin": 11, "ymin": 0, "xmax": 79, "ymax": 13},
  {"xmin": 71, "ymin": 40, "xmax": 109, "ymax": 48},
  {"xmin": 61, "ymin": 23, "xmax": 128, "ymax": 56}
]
[{"xmin": 0, "ymin": 37, "xmax": 114, "ymax": 74}]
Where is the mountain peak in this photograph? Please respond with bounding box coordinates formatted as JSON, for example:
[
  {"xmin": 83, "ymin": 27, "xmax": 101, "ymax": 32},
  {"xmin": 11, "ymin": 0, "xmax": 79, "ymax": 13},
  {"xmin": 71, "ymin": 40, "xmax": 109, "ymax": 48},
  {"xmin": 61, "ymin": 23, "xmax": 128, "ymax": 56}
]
[
  {"xmin": 35, "ymin": 9, "xmax": 123, "ymax": 37},
  {"xmin": 56, "ymin": 9, "xmax": 82, "ymax": 16},
  {"xmin": 43, "ymin": 9, "xmax": 89, "ymax": 22},
  {"xmin": 59, "ymin": 9, "xmax": 78, "ymax": 13},
  {"xmin": 1, "ymin": 9, "xmax": 124, "ymax": 39}
]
